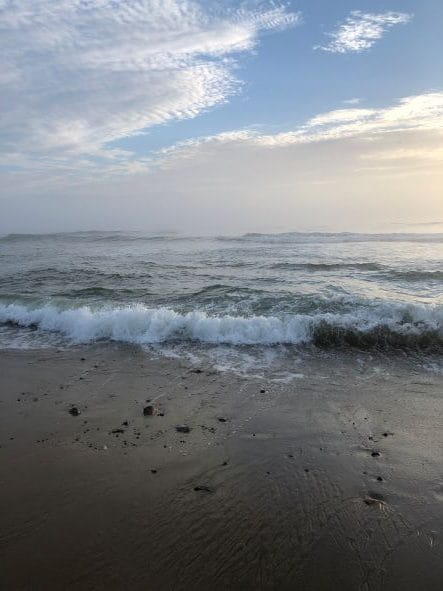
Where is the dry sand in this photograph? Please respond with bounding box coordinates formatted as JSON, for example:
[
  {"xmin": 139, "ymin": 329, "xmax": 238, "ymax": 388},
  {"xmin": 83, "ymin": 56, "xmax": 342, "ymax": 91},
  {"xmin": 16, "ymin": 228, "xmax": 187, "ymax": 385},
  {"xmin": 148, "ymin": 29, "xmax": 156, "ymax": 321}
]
[{"xmin": 0, "ymin": 345, "xmax": 442, "ymax": 590}]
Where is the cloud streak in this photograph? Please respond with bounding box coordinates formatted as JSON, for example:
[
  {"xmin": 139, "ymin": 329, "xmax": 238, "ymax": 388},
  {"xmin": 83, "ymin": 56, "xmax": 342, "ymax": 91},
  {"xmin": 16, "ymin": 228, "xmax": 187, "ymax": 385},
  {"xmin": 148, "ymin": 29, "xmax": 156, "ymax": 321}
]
[
  {"xmin": 316, "ymin": 11, "xmax": 412, "ymax": 54},
  {"xmin": 156, "ymin": 92, "xmax": 443, "ymax": 157},
  {"xmin": 0, "ymin": 0, "xmax": 299, "ymax": 164}
]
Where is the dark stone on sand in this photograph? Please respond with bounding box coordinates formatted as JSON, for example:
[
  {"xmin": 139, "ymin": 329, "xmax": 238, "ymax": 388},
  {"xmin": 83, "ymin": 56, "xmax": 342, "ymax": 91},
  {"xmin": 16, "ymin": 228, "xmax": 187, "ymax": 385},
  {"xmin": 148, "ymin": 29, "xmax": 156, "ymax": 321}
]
[
  {"xmin": 69, "ymin": 406, "xmax": 80, "ymax": 417},
  {"xmin": 377, "ymin": 476, "xmax": 383, "ymax": 482},
  {"xmin": 222, "ymin": 461, "xmax": 228, "ymax": 466},
  {"xmin": 217, "ymin": 417, "xmax": 227, "ymax": 423},
  {"xmin": 80, "ymin": 358, "xmax": 85, "ymax": 361},
  {"xmin": 150, "ymin": 469, "xmax": 157, "ymax": 474},
  {"xmin": 143, "ymin": 405, "xmax": 155, "ymax": 416},
  {"xmin": 191, "ymin": 368, "xmax": 203, "ymax": 374},
  {"xmin": 158, "ymin": 412, "xmax": 165, "ymax": 417},
  {"xmin": 260, "ymin": 389, "xmax": 266, "ymax": 393},
  {"xmin": 176, "ymin": 425, "xmax": 191, "ymax": 433},
  {"xmin": 194, "ymin": 485, "xmax": 213, "ymax": 493},
  {"xmin": 304, "ymin": 468, "xmax": 309, "ymax": 473},
  {"xmin": 111, "ymin": 428, "xmax": 125, "ymax": 434},
  {"xmin": 122, "ymin": 420, "xmax": 129, "ymax": 426},
  {"xmin": 371, "ymin": 451, "xmax": 380, "ymax": 457}
]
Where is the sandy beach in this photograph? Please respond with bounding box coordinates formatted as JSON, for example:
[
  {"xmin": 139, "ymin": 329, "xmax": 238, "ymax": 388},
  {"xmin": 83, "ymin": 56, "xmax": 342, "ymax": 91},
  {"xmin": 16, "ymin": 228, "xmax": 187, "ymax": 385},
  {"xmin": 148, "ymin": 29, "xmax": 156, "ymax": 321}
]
[{"xmin": 1, "ymin": 345, "xmax": 442, "ymax": 590}]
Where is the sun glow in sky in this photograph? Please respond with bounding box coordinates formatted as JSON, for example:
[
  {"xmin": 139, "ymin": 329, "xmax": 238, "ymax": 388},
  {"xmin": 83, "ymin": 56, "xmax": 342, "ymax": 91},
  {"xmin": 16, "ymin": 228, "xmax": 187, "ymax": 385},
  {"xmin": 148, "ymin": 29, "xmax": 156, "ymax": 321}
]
[{"xmin": 1, "ymin": 0, "xmax": 442, "ymax": 234}]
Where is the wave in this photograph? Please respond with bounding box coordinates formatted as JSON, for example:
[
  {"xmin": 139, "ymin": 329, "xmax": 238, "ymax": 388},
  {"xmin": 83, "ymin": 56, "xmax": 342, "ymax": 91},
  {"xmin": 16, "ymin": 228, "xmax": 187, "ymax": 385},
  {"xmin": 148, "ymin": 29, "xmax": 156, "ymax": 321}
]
[
  {"xmin": 0, "ymin": 231, "xmax": 184, "ymax": 244},
  {"xmin": 268, "ymin": 263, "xmax": 443, "ymax": 280},
  {"xmin": 389, "ymin": 270, "xmax": 443, "ymax": 282},
  {"xmin": 269, "ymin": 262, "xmax": 382, "ymax": 271},
  {"xmin": 217, "ymin": 232, "xmax": 443, "ymax": 244},
  {"xmin": 2, "ymin": 231, "xmax": 442, "ymax": 246},
  {"xmin": 0, "ymin": 302, "xmax": 441, "ymax": 351}
]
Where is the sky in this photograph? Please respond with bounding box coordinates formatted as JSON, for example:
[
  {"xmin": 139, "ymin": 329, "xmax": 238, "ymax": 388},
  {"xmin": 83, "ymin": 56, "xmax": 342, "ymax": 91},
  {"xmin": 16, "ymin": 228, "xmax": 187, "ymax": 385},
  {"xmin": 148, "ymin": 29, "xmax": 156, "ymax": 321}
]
[{"xmin": 0, "ymin": 0, "xmax": 442, "ymax": 234}]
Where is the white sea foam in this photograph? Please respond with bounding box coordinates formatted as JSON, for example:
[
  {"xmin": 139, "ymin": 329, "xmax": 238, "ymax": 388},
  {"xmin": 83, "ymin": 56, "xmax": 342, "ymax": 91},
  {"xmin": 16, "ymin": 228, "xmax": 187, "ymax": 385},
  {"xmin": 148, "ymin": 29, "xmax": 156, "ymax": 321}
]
[{"xmin": 0, "ymin": 302, "xmax": 441, "ymax": 348}]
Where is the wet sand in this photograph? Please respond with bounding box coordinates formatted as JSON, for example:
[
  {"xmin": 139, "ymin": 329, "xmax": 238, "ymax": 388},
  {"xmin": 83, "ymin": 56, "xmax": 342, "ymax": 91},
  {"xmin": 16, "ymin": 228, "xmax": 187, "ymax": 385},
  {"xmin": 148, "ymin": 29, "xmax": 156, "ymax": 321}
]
[{"xmin": 0, "ymin": 345, "xmax": 442, "ymax": 590}]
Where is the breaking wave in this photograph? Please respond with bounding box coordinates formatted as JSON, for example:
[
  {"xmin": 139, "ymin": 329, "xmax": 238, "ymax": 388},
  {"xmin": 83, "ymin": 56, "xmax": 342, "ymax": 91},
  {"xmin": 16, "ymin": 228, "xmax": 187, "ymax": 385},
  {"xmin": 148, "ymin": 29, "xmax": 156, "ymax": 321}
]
[{"xmin": 0, "ymin": 302, "xmax": 441, "ymax": 351}]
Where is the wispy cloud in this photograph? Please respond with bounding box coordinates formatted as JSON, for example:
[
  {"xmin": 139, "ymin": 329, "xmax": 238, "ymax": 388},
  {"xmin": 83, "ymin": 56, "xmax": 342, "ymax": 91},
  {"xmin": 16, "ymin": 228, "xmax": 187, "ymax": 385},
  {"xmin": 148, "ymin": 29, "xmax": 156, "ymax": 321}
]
[
  {"xmin": 342, "ymin": 98, "xmax": 362, "ymax": 106},
  {"xmin": 316, "ymin": 11, "xmax": 412, "ymax": 54},
  {"xmin": 158, "ymin": 92, "xmax": 443, "ymax": 155},
  {"xmin": 0, "ymin": 0, "xmax": 300, "ymax": 165}
]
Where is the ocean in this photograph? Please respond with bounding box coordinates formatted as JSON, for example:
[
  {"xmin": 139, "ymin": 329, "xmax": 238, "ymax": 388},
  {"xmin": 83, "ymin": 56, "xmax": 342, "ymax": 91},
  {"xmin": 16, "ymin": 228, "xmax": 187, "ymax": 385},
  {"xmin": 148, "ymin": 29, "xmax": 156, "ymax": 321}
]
[{"xmin": 0, "ymin": 230, "xmax": 441, "ymax": 375}]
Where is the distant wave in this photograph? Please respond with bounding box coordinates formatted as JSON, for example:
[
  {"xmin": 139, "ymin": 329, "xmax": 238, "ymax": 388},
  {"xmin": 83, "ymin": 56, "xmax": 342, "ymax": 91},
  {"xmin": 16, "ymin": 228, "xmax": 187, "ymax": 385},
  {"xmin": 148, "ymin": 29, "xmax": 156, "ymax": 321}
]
[
  {"xmin": 388, "ymin": 270, "xmax": 443, "ymax": 281},
  {"xmin": 269, "ymin": 263, "xmax": 443, "ymax": 280},
  {"xmin": 1, "ymin": 302, "xmax": 441, "ymax": 351},
  {"xmin": 269, "ymin": 262, "xmax": 382, "ymax": 271},
  {"xmin": 217, "ymin": 232, "xmax": 443, "ymax": 244},
  {"xmin": 0, "ymin": 231, "xmax": 186, "ymax": 244},
  {"xmin": 2, "ymin": 230, "xmax": 442, "ymax": 245}
]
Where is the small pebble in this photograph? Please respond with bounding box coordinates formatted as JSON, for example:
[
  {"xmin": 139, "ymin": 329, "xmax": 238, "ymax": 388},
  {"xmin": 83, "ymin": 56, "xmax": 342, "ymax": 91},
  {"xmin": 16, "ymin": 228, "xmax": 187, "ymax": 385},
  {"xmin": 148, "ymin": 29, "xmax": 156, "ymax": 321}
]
[{"xmin": 194, "ymin": 485, "xmax": 213, "ymax": 493}]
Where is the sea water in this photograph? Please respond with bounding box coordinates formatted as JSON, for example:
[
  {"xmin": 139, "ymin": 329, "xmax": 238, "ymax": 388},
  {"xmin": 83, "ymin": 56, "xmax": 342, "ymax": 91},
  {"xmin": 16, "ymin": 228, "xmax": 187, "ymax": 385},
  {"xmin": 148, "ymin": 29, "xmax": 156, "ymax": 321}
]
[{"xmin": 0, "ymin": 231, "xmax": 441, "ymax": 374}]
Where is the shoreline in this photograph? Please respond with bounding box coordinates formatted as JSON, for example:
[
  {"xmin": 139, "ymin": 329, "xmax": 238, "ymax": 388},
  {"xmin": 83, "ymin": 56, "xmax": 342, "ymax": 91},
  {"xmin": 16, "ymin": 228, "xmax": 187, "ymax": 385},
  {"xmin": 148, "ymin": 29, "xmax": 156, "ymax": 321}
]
[{"xmin": 1, "ymin": 344, "xmax": 442, "ymax": 590}]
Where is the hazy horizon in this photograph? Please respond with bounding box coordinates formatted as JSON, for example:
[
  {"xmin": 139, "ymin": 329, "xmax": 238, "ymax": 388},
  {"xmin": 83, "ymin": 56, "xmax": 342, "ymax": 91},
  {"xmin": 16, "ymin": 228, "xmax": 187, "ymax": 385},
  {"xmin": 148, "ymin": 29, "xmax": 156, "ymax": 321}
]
[
  {"xmin": 1, "ymin": 1, "xmax": 442, "ymax": 234},
  {"xmin": 2, "ymin": 224, "xmax": 443, "ymax": 238}
]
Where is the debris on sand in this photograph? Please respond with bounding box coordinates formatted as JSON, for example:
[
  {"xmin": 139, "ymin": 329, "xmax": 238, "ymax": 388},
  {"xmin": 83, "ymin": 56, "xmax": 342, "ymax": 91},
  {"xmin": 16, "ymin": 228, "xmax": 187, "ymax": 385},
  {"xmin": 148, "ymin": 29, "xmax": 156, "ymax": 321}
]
[
  {"xmin": 69, "ymin": 406, "xmax": 80, "ymax": 417},
  {"xmin": 194, "ymin": 485, "xmax": 213, "ymax": 493},
  {"xmin": 364, "ymin": 492, "xmax": 386, "ymax": 508},
  {"xmin": 143, "ymin": 405, "xmax": 155, "ymax": 416},
  {"xmin": 176, "ymin": 425, "xmax": 191, "ymax": 433}
]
